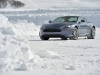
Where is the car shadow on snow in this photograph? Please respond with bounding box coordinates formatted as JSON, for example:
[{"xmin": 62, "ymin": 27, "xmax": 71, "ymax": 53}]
[
  {"xmin": 28, "ymin": 37, "xmax": 88, "ymax": 41},
  {"xmin": 28, "ymin": 38, "xmax": 66, "ymax": 41}
]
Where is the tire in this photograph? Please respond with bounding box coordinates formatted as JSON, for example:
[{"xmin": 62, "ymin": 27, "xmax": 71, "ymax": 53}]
[
  {"xmin": 40, "ymin": 37, "xmax": 49, "ymax": 40},
  {"xmin": 39, "ymin": 32, "xmax": 49, "ymax": 40},
  {"xmin": 70, "ymin": 27, "xmax": 78, "ymax": 40},
  {"xmin": 87, "ymin": 27, "xmax": 95, "ymax": 39},
  {"xmin": 61, "ymin": 37, "xmax": 67, "ymax": 40}
]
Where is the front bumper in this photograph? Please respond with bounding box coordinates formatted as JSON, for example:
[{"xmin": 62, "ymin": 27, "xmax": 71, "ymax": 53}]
[{"xmin": 39, "ymin": 28, "xmax": 73, "ymax": 38}]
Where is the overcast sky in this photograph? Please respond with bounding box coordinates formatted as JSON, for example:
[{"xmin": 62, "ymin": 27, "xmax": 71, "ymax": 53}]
[
  {"xmin": 36, "ymin": 0, "xmax": 100, "ymax": 8},
  {"xmin": 58, "ymin": 0, "xmax": 100, "ymax": 8},
  {"xmin": 78, "ymin": 0, "xmax": 99, "ymax": 7}
]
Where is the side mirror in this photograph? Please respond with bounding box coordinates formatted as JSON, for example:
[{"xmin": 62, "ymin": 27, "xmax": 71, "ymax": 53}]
[
  {"xmin": 49, "ymin": 20, "xmax": 52, "ymax": 23},
  {"xmin": 78, "ymin": 21, "xmax": 81, "ymax": 24}
]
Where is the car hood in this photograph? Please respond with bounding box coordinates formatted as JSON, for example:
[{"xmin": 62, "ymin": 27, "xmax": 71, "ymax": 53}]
[{"xmin": 43, "ymin": 22, "xmax": 76, "ymax": 29}]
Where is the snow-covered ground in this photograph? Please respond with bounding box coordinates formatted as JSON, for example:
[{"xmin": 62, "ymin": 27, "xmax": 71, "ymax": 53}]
[
  {"xmin": 0, "ymin": 0, "xmax": 100, "ymax": 75},
  {"xmin": 28, "ymin": 28, "xmax": 100, "ymax": 75},
  {"xmin": 0, "ymin": 10, "xmax": 100, "ymax": 75}
]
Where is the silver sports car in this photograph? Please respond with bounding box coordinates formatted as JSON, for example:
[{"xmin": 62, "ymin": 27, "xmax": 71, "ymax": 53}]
[{"xmin": 39, "ymin": 16, "xmax": 95, "ymax": 40}]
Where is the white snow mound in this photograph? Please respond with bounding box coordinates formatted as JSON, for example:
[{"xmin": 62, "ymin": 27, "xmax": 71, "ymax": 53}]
[
  {"xmin": 0, "ymin": 14, "xmax": 12, "ymax": 27},
  {"xmin": 0, "ymin": 14, "xmax": 41, "ymax": 71},
  {"xmin": 0, "ymin": 51, "xmax": 8, "ymax": 58},
  {"xmin": 1, "ymin": 27, "xmax": 17, "ymax": 35},
  {"xmin": 37, "ymin": 50, "xmax": 60, "ymax": 59}
]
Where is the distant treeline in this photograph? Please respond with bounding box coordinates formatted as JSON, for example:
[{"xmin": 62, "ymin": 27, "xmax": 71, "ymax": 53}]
[{"xmin": 0, "ymin": 0, "xmax": 25, "ymax": 8}]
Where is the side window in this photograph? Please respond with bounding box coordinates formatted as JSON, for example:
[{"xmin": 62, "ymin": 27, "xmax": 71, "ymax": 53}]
[
  {"xmin": 53, "ymin": 18, "xmax": 66, "ymax": 22},
  {"xmin": 61, "ymin": 18, "xmax": 66, "ymax": 22},
  {"xmin": 80, "ymin": 17, "xmax": 86, "ymax": 22},
  {"xmin": 68, "ymin": 17, "xmax": 78, "ymax": 22},
  {"xmin": 54, "ymin": 18, "xmax": 62, "ymax": 22}
]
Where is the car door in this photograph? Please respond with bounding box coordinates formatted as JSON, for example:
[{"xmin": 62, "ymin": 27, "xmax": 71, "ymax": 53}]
[{"xmin": 78, "ymin": 17, "xmax": 88, "ymax": 36}]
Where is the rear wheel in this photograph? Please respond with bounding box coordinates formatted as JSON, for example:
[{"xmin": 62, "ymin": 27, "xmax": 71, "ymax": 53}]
[
  {"xmin": 70, "ymin": 27, "xmax": 78, "ymax": 40},
  {"xmin": 87, "ymin": 27, "xmax": 95, "ymax": 39}
]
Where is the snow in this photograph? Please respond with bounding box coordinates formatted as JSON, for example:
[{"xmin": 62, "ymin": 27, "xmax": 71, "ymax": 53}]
[
  {"xmin": 28, "ymin": 28, "xmax": 100, "ymax": 75},
  {"xmin": 0, "ymin": 51, "xmax": 8, "ymax": 58},
  {"xmin": 1, "ymin": 27, "xmax": 17, "ymax": 35},
  {"xmin": 0, "ymin": 9, "xmax": 100, "ymax": 75},
  {"xmin": 1, "ymin": 8, "xmax": 100, "ymax": 27},
  {"xmin": 0, "ymin": 14, "xmax": 41, "ymax": 72},
  {"xmin": 12, "ymin": 21, "xmax": 40, "ymax": 36},
  {"xmin": 37, "ymin": 50, "xmax": 60, "ymax": 59}
]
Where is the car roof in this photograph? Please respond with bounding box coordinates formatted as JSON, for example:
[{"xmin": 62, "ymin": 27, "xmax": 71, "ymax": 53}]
[{"xmin": 60, "ymin": 16, "xmax": 80, "ymax": 18}]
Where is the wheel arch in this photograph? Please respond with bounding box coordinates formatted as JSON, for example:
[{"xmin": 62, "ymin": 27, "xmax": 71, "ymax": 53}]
[
  {"xmin": 74, "ymin": 26, "xmax": 78, "ymax": 29},
  {"xmin": 92, "ymin": 26, "xmax": 95, "ymax": 30}
]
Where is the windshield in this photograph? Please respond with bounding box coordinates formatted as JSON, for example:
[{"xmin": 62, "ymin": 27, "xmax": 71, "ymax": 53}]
[{"xmin": 53, "ymin": 17, "xmax": 78, "ymax": 23}]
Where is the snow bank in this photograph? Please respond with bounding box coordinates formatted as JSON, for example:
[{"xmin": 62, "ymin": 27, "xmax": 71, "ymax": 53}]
[
  {"xmin": 10, "ymin": 20, "xmax": 40, "ymax": 40},
  {"xmin": 12, "ymin": 20, "xmax": 39, "ymax": 36},
  {"xmin": 37, "ymin": 50, "xmax": 60, "ymax": 59},
  {"xmin": 0, "ymin": 14, "xmax": 9, "ymax": 27},
  {"xmin": 0, "ymin": 14, "xmax": 41, "ymax": 71},
  {"xmin": 0, "ymin": 51, "xmax": 8, "ymax": 58},
  {"xmin": 1, "ymin": 27, "xmax": 17, "ymax": 35}
]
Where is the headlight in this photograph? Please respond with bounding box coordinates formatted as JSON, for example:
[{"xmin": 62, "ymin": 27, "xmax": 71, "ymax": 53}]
[
  {"xmin": 67, "ymin": 25, "xmax": 71, "ymax": 28},
  {"xmin": 61, "ymin": 25, "xmax": 71, "ymax": 29}
]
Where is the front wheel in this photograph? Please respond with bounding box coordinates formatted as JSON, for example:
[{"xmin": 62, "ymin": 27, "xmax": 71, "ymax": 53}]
[
  {"xmin": 87, "ymin": 27, "xmax": 95, "ymax": 39},
  {"xmin": 39, "ymin": 32, "xmax": 49, "ymax": 40},
  {"xmin": 70, "ymin": 27, "xmax": 78, "ymax": 40},
  {"xmin": 40, "ymin": 37, "xmax": 49, "ymax": 40},
  {"xmin": 61, "ymin": 37, "xmax": 67, "ymax": 40}
]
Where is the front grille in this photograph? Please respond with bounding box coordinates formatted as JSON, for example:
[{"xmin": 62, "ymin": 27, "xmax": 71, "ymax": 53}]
[{"xmin": 43, "ymin": 29, "xmax": 61, "ymax": 32}]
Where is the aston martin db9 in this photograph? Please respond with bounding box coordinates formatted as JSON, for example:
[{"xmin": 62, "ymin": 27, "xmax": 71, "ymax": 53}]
[{"xmin": 39, "ymin": 16, "xmax": 95, "ymax": 40}]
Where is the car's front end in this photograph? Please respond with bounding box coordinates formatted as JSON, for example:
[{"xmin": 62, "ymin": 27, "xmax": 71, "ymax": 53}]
[
  {"xmin": 39, "ymin": 23, "xmax": 75, "ymax": 40},
  {"xmin": 39, "ymin": 16, "xmax": 78, "ymax": 40}
]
